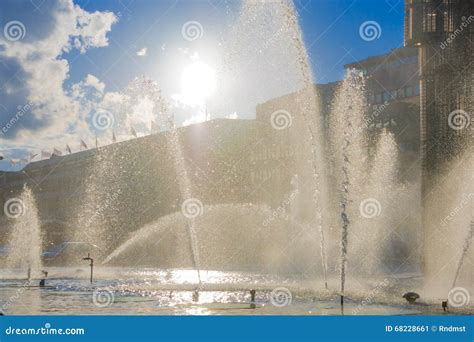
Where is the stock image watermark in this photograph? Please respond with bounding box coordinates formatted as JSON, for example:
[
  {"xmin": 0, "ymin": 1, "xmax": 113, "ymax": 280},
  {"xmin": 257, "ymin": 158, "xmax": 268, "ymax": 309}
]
[
  {"xmin": 352, "ymin": 279, "xmax": 390, "ymax": 314},
  {"xmin": 181, "ymin": 198, "xmax": 204, "ymax": 219},
  {"xmin": 440, "ymin": 192, "xmax": 473, "ymax": 227},
  {"xmin": 181, "ymin": 21, "xmax": 204, "ymax": 41},
  {"xmin": 270, "ymin": 287, "xmax": 292, "ymax": 307},
  {"xmin": 440, "ymin": 16, "xmax": 474, "ymax": 50},
  {"xmin": 263, "ymin": 189, "xmax": 299, "ymax": 226},
  {"xmin": 3, "ymin": 197, "xmax": 26, "ymax": 219},
  {"xmin": 270, "ymin": 110, "xmax": 293, "ymax": 130},
  {"xmin": 359, "ymin": 198, "xmax": 382, "ymax": 219},
  {"xmin": 0, "ymin": 102, "xmax": 34, "ymax": 136},
  {"xmin": 359, "ymin": 21, "xmax": 382, "ymax": 42},
  {"xmin": 92, "ymin": 288, "xmax": 115, "ymax": 308},
  {"xmin": 447, "ymin": 109, "xmax": 471, "ymax": 131},
  {"xmin": 3, "ymin": 20, "xmax": 26, "ymax": 42},
  {"xmin": 4, "ymin": 323, "xmax": 85, "ymax": 336}
]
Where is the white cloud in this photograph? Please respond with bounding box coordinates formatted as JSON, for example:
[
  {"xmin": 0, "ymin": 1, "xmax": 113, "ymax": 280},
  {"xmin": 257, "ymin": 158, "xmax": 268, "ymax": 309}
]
[
  {"xmin": 137, "ymin": 47, "xmax": 148, "ymax": 57},
  {"xmin": 73, "ymin": 6, "xmax": 117, "ymax": 53},
  {"xmin": 0, "ymin": 0, "xmax": 118, "ymax": 152}
]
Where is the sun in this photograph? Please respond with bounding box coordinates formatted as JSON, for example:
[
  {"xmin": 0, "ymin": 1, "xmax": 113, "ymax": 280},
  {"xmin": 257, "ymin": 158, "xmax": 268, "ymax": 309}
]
[{"xmin": 180, "ymin": 61, "xmax": 216, "ymax": 106}]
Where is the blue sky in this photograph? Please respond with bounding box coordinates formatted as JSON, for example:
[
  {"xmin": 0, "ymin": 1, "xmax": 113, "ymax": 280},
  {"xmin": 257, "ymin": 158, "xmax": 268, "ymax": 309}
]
[{"xmin": 0, "ymin": 0, "xmax": 405, "ymax": 170}]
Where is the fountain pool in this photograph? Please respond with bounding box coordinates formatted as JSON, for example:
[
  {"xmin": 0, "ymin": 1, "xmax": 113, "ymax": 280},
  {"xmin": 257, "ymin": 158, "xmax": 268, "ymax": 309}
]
[{"xmin": 1, "ymin": 267, "xmax": 467, "ymax": 316}]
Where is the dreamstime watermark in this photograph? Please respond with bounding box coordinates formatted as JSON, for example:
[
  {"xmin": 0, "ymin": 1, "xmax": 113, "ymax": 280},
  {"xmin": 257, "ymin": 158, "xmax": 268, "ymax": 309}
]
[
  {"xmin": 448, "ymin": 287, "xmax": 470, "ymax": 308},
  {"xmin": 270, "ymin": 109, "xmax": 292, "ymax": 130},
  {"xmin": 4, "ymin": 197, "xmax": 26, "ymax": 219},
  {"xmin": 359, "ymin": 21, "xmax": 382, "ymax": 41},
  {"xmin": 0, "ymin": 102, "xmax": 34, "ymax": 136},
  {"xmin": 262, "ymin": 189, "xmax": 299, "ymax": 227},
  {"xmin": 440, "ymin": 16, "xmax": 474, "ymax": 50},
  {"xmin": 440, "ymin": 192, "xmax": 473, "ymax": 227},
  {"xmin": 92, "ymin": 109, "xmax": 115, "ymax": 131},
  {"xmin": 1, "ymin": 280, "xmax": 32, "ymax": 312},
  {"xmin": 359, "ymin": 198, "xmax": 382, "ymax": 219},
  {"xmin": 181, "ymin": 21, "xmax": 203, "ymax": 41},
  {"xmin": 181, "ymin": 198, "xmax": 204, "ymax": 219},
  {"xmin": 364, "ymin": 101, "xmax": 389, "ymax": 129},
  {"xmin": 84, "ymin": 189, "xmax": 122, "ymax": 226},
  {"xmin": 270, "ymin": 287, "xmax": 292, "ymax": 307},
  {"xmin": 3, "ymin": 20, "xmax": 26, "ymax": 41},
  {"xmin": 4, "ymin": 323, "xmax": 85, "ymax": 336},
  {"xmin": 448, "ymin": 109, "xmax": 471, "ymax": 131},
  {"xmin": 352, "ymin": 278, "xmax": 389, "ymax": 314},
  {"xmin": 92, "ymin": 288, "xmax": 115, "ymax": 307}
]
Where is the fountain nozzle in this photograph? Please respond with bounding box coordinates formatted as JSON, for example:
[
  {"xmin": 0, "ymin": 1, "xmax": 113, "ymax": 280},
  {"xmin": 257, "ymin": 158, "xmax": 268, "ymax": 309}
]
[
  {"xmin": 192, "ymin": 289, "xmax": 199, "ymax": 302},
  {"xmin": 39, "ymin": 270, "xmax": 48, "ymax": 288},
  {"xmin": 82, "ymin": 253, "xmax": 94, "ymax": 283},
  {"xmin": 442, "ymin": 300, "xmax": 448, "ymax": 312},
  {"xmin": 250, "ymin": 289, "xmax": 256, "ymax": 309}
]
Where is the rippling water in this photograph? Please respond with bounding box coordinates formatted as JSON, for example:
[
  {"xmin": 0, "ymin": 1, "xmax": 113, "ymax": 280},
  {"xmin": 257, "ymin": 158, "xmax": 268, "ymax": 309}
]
[{"xmin": 0, "ymin": 268, "xmax": 470, "ymax": 315}]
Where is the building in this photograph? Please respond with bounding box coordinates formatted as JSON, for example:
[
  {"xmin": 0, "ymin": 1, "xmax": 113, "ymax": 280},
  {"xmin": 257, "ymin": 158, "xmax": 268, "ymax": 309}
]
[
  {"xmin": 345, "ymin": 47, "xmax": 421, "ymax": 182},
  {"xmin": 405, "ymin": 0, "xmax": 473, "ymax": 188},
  {"xmin": 0, "ymin": 119, "xmax": 258, "ymax": 252},
  {"xmin": 404, "ymin": 0, "xmax": 473, "ymax": 282},
  {"xmin": 252, "ymin": 46, "xmax": 422, "ymax": 198}
]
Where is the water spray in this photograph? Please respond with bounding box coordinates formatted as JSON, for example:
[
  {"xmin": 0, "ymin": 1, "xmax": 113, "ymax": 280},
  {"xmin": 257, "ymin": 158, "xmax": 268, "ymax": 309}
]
[
  {"xmin": 451, "ymin": 220, "xmax": 473, "ymax": 288},
  {"xmin": 282, "ymin": 1, "xmax": 329, "ymax": 290}
]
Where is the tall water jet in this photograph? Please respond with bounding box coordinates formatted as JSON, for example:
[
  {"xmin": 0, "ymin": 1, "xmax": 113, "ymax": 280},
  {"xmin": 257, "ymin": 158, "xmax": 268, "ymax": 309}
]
[
  {"xmin": 126, "ymin": 76, "xmax": 203, "ymax": 286},
  {"xmin": 5, "ymin": 186, "xmax": 43, "ymax": 278},
  {"xmin": 280, "ymin": 0, "xmax": 329, "ymax": 289},
  {"xmin": 329, "ymin": 70, "xmax": 367, "ymax": 303},
  {"xmin": 357, "ymin": 130, "xmax": 399, "ymax": 273},
  {"xmin": 218, "ymin": 1, "xmax": 331, "ymax": 285}
]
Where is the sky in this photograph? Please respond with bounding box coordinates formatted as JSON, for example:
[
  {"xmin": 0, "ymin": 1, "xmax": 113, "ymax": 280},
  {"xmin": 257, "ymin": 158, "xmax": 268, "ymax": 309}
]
[{"xmin": 0, "ymin": 0, "xmax": 405, "ymax": 171}]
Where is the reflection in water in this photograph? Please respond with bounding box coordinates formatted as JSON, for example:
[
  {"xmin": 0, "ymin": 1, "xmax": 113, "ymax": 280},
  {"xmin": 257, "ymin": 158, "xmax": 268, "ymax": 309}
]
[{"xmin": 1, "ymin": 267, "xmax": 468, "ymax": 315}]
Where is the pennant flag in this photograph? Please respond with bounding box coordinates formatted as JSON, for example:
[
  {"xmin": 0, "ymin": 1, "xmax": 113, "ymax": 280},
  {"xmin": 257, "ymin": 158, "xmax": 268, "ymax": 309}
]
[
  {"xmin": 80, "ymin": 139, "xmax": 88, "ymax": 150},
  {"xmin": 131, "ymin": 126, "xmax": 138, "ymax": 138},
  {"xmin": 41, "ymin": 150, "xmax": 52, "ymax": 159},
  {"xmin": 112, "ymin": 131, "xmax": 117, "ymax": 143},
  {"xmin": 66, "ymin": 144, "xmax": 72, "ymax": 154},
  {"xmin": 53, "ymin": 148, "xmax": 62, "ymax": 156},
  {"xmin": 30, "ymin": 153, "xmax": 38, "ymax": 161}
]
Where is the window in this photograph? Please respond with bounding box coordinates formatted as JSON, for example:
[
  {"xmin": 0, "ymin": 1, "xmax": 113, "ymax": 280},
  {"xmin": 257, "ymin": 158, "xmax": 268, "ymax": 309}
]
[
  {"xmin": 423, "ymin": 6, "xmax": 437, "ymax": 33},
  {"xmin": 376, "ymin": 93, "xmax": 383, "ymax": 104},
  {"xmin": 397, "ymin": 88, "xmax": 405, "ymax": 98},
  {"xmin": 414, "ymin": 84, "xmax": 420, "ymax": 95}
]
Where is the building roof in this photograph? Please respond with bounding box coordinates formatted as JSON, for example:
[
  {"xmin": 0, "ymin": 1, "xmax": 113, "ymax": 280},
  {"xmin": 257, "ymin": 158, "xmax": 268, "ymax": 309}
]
[
  {"xmin": 20, "ymin": 118, "xmax": 255, "ymax": 173},
  {"xmin": 344, "ymin": 47, "xmax": 418, "ymax": 70}
]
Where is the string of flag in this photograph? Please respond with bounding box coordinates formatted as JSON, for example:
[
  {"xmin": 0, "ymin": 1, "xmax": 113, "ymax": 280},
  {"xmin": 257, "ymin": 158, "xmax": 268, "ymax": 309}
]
[{"xmin": 1, "ymin": 121, "xmax": 160, "ymax": 167}]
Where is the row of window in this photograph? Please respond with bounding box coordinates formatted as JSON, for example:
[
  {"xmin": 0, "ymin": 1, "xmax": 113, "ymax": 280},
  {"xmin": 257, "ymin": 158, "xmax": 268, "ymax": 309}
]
[
  {"xmin": 368, "ymin": 84, "xmax": 420, "ymax": 104},
  {"xmin": 365, "ymin": 56, "xmax": 418, "ymax": 75}
]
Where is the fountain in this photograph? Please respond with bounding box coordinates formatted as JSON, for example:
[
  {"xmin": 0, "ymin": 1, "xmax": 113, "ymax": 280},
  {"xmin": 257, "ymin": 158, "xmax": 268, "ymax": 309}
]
[
  {"xmin": 329, "ymin": 70, "xmax": 368, "ymax": 305},
  {"xmin": 5, "ymin": 186, "xmax": 43, "ymax": 279},
  {"xmin": 1, "ymin": 0, "xmax": 472, "ymax": 316},
  {"xmin": 422, "ymin": 149, "xmax": 473, "ymax": 299}
]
